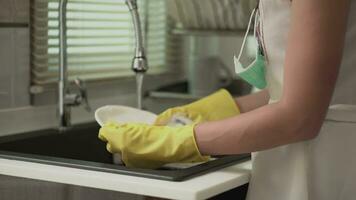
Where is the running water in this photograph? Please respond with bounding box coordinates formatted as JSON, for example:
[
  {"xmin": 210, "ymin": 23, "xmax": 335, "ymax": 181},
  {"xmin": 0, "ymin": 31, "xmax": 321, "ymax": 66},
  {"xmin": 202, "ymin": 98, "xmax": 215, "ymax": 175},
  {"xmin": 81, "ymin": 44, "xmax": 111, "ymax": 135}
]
[{"xmin": 135, "ymin": 72, "xmax": 144, "ymax": 109}]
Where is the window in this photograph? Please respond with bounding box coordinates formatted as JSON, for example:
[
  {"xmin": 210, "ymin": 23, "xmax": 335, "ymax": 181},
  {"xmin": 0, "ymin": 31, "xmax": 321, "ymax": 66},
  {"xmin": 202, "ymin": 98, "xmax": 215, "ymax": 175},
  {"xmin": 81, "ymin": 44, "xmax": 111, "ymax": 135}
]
[{"xmin": 31, "ymin": 0, "xmax": 178, "ymax": 86}]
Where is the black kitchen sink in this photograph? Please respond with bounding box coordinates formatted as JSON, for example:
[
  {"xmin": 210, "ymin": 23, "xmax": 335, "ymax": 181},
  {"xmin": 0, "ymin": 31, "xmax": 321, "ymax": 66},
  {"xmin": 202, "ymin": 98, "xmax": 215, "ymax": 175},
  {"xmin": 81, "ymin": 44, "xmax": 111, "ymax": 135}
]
[{"xmin": 0, "ymin": 123, "xmax": 250, "ymax": 181}]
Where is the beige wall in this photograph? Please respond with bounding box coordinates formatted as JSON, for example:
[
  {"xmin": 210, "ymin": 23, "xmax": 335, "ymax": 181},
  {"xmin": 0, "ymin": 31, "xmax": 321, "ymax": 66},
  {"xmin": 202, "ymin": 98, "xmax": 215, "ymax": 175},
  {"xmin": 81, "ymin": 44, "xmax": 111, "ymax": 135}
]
[{"xmin": 0, "ymin": 0, "xmax": 30, "ymax": 109}]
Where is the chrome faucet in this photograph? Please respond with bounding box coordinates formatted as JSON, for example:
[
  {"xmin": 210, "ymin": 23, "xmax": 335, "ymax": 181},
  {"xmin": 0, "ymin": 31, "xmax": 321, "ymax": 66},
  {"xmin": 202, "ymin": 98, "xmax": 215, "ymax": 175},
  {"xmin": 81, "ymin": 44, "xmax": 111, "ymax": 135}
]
[
  {"xmin": 58, "ymin": 0, "xmax": 91, "ymax": 130},
  {"xmin": 58, "ymin": 0, "xmax": 147, "ymax": 129}
]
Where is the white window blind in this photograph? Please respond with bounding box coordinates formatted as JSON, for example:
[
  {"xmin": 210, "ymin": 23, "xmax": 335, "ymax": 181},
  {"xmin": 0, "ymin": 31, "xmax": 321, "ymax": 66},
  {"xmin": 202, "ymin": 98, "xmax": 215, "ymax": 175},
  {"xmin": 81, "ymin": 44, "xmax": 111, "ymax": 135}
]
[{"xmin": 31, "ymin": 0, "xmax": 178, "ymax": 86}]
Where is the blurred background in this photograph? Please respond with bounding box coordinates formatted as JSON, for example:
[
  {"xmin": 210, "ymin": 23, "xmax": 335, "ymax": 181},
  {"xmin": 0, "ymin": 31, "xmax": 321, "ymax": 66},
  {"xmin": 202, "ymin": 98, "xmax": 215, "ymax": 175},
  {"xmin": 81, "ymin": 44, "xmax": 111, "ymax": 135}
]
[{"xmin": 0, "ymin": 0, "xmax": 257, "ymax": 136}]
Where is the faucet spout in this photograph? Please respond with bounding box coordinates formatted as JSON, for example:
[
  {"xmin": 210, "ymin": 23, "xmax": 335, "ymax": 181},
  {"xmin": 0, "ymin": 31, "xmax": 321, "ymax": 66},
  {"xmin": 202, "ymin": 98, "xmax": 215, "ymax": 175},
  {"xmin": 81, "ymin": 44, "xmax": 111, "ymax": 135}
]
[{"xmin": 125, "ymin": 0, "xmax": 148, "ymax": 73}]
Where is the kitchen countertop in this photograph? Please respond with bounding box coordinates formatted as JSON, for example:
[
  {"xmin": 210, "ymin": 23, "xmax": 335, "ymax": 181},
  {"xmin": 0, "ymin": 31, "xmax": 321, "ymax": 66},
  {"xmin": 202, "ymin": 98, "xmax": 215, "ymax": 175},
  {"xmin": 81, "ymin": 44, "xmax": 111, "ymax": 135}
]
[{"xmin": 0, "ymin": 158, "xmax": 251, "ymax": 200}]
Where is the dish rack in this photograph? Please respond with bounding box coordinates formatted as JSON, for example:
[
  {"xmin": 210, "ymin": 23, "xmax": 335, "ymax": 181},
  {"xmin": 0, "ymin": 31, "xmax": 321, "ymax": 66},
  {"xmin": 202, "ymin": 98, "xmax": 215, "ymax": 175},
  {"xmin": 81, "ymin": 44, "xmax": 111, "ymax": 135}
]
[{"xmin": 169, "ymin": 0, "xmax": 257, "ymax": 31}]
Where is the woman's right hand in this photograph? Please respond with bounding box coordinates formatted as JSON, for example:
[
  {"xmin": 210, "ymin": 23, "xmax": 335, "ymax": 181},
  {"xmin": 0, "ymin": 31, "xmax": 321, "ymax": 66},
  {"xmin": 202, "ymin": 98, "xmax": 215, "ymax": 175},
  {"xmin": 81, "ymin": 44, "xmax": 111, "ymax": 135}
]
[{"xmin": 154, "ymin": 89, "xmax": 240, "ymax": 125}]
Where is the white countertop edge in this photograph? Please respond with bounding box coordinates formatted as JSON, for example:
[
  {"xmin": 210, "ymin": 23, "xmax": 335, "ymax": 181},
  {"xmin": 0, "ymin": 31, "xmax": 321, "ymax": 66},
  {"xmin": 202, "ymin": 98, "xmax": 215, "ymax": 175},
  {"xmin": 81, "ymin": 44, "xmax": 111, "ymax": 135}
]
[{"xmin": 0, "ymin": 158, "xmax": 251, "ymax": 200}]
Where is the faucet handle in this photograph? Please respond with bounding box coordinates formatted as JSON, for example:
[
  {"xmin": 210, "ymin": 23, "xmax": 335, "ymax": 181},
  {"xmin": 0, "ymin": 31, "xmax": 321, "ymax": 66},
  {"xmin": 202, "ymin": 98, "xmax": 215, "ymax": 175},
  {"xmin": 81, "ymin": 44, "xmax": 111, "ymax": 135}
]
[{"xmin": 74, "ymin": 78, "xmax": 91, "ymax": 112}]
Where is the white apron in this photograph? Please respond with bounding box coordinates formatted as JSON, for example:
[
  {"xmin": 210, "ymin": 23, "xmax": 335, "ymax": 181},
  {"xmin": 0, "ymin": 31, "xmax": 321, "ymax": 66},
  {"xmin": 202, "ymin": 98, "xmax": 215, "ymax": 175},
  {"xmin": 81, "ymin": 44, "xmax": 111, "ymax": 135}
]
[{"xmin": 246, "ymin": 1, "xmax": 356, "ymax": 200}]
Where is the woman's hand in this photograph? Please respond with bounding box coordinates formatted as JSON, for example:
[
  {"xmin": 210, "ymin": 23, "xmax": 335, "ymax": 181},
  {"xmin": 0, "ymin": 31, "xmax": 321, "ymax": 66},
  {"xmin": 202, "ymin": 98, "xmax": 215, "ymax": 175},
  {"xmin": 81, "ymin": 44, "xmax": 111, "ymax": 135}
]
[
  {"xmin": 154, "ymin": 89, "xmax": 240, "ymax": 125},
  {"xmin": 98, "ymin": 122, "xmax": 209, "ymax": 169},
  {"xmin": 155, "ymin": 89, "xmax": 240, "ymax": 125}
]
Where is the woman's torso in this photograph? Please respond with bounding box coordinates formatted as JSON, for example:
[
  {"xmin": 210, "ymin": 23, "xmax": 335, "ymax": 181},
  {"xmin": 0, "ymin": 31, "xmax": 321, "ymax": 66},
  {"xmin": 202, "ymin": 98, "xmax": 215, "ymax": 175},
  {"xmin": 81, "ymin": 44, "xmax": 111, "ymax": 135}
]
[{"xmin": 247, "ymin": 1, "xmax": 356, "ymax": 200}]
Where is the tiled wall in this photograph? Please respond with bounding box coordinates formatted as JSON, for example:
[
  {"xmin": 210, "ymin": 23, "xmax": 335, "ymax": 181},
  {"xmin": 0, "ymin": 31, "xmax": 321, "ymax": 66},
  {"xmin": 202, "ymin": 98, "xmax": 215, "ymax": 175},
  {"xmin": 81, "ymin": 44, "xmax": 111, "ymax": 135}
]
[
  {"xmin": 0, "ymin": 28, "xmax": 30, "ymax": 109},
  {"xmin": 0, "ymin": 0, "xmax": 30, "ymax": 109},
  {"xmin": 0, "ymin": 0, "xmax": 29, "ymax": 23}
]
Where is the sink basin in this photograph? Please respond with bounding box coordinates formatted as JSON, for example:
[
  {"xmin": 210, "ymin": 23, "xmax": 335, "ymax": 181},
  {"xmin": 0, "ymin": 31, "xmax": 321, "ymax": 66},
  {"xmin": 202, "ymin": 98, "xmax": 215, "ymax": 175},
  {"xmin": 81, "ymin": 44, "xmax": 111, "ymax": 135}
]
[{"xmin": 0, "ymin": 123, "xmax": 250, "ymax": 181}]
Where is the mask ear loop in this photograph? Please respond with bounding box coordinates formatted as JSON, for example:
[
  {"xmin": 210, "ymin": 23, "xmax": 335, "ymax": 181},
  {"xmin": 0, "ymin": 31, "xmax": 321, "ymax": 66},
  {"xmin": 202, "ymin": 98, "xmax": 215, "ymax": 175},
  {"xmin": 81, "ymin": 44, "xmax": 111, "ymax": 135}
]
[
  {"xmin": 235, "ymin": 8, "xmax": 257, "ymax": 63},
  {"xmin": 253, "ymin": 8, "xmax": 261, "ymax": 57}
]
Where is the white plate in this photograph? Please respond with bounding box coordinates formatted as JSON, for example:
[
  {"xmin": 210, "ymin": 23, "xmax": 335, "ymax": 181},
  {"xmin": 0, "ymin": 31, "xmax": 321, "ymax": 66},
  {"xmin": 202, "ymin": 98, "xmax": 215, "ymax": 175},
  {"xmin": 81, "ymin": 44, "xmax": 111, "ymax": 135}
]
[{"xmin": 95, "ymin": 105, "xmax": 157, "ymax": 127}]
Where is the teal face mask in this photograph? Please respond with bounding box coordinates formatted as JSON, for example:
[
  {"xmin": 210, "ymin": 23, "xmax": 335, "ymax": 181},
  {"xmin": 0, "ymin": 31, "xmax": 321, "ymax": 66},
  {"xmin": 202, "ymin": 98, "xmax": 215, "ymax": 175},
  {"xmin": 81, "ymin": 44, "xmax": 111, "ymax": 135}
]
[{"xmin": 234, "ymin": 8, "xmax": 267, "ymax": 90}]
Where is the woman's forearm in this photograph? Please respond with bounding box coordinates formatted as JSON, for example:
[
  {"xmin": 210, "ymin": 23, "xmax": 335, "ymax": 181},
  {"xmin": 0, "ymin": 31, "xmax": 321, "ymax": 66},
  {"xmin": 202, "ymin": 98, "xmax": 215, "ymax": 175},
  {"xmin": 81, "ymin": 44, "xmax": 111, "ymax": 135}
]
[{"xmin": 194, "ymin": 101, "xmax": 316, "ymax": 155}]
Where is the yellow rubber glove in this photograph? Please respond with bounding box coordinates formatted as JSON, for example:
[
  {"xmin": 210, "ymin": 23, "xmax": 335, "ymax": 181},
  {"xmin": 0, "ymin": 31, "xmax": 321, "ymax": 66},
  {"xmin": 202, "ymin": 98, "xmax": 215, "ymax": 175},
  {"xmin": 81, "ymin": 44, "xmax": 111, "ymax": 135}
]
[
  {"xmin": 155, "ymin": 89, "xmax": 240, "ymax": 125},
  {"xmin": 98, "ymin": 122, "xmax": 209, "ymax": 169}
]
